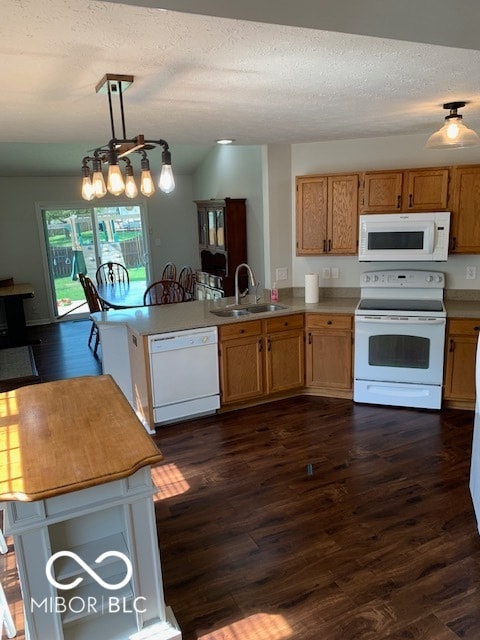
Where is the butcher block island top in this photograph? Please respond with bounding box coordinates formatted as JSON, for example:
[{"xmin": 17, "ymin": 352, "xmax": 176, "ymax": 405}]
[{"xmin": 0, "ymin": 374, "xmax": 163, "ymax": 501}]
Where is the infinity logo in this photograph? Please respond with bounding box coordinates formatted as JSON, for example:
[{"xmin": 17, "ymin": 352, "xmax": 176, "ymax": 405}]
[{"xmin": 46, "ymin": 551, "xmax": 133, "ymax": 591}]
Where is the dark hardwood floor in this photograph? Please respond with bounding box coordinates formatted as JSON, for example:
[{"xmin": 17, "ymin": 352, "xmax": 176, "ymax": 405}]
[{"xmin": 3, "ymin": 320, "xmax": 480, "ymax": 639}]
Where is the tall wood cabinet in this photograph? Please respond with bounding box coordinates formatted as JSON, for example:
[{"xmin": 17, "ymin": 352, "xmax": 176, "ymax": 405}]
[
  {"xmin": 296, "ymin": 174, "xmax": 359, "ymax": 256},
  {"xmin": 195, "ymin": 198, "xmax": 247, "ymax": 296},
  {"xmin": 361, "ymin": 168, "xmax": 449, "ymax": 213}
]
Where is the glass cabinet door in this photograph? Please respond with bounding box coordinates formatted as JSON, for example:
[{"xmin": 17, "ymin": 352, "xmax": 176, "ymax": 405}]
[
  {"xmin": 197, "ymin": 208, "xmax": 208, "ymax": 248},
  {"xmin": 215, "ymin": 209, "xmax": 225, "ymax": 250},
  {"xmin": 208, "ymin": 210, "xmax": 216, "ymax": 247}
]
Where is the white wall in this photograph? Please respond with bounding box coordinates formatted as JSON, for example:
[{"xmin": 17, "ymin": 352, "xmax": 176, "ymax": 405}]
[
  {"xmin": 291, "ymin": 133, "xmax": 480, "ymax": 292},
  {"xmin": 0, "ymin": 174, "xmax": 198, "ymax": 324},
  {"xmin": 192, "ymin": 145, "xmax": 266, "ymax": 289}
]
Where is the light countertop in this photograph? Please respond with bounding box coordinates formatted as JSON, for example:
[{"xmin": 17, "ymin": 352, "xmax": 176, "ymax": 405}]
[
  {"xmin": 91, "ymin": 295, "xmax": 359, "ymax": 336},
  {"xmin": 91, "ymin": 293, "xmax": 480, "ymax": 337}
]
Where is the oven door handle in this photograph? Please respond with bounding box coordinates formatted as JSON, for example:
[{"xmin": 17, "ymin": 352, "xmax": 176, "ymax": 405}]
[{"xmin": 355, "ymin": 316, "xmax": 445, "ymax": 325}]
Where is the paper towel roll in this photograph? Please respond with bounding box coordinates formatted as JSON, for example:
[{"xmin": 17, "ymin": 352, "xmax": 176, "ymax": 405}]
[{"xmin": 305, "ymin": 273, "xmax": 319, "ymax": 303}]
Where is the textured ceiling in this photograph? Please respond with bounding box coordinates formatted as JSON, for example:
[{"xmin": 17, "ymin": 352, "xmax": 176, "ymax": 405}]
[{"xmin": 2, "ymin": 0, "xmax": 480, "ymax": 175}]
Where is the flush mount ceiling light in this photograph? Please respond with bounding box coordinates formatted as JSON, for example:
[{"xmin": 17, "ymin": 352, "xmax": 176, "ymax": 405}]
[
  {"xmin": 81, "ymin": 74, "xmax": 175, "ymax": 201},
  {"xmin": 425, "ymin": 101, "xmax": 480, "ymax": 149},
  {"xmin": 216, "ymin": 139, "xmax": 235, "ymax": 145}
]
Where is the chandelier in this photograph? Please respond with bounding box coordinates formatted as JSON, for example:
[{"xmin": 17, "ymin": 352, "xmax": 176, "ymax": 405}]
[{"xmin": 81, "ymin": 74, "xmax": 175, "ymax": 201}]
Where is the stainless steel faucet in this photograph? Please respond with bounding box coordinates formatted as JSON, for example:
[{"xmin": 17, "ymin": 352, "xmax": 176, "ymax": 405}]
[{"xmin": 234, "ymin": 263, "xmax": 257, "ymax": 305}]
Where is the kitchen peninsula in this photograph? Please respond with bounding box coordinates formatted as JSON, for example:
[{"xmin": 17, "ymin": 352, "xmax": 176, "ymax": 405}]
[
  {"xmin": 92, "ymin": 295, "xmax": 358, "ymax": 432},
  {"xmin": 1, "ymin": 375, "xmax": 181, "ymax": 640}
]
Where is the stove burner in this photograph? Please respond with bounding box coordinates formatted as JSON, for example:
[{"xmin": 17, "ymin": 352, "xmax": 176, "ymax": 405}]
[{"xmin": 357, "ymin": 299, "xmax": 444, "ymax": 313}]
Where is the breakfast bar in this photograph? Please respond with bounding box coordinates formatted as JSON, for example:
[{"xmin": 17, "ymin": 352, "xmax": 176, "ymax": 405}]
[{"xmin": 0, "ymin": 375, "xmax": 181, "ymax": 640}]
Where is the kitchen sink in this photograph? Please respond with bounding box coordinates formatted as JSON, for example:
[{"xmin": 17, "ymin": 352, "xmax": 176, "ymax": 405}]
[
  {"xmin": 210, "ymin": 308, "xmax": 251, "ymax": 317},
  {"xmin": 210, "ymin": 303, "xmax": 288, "ymax": 317},
  {"xmin": 246, "ymin": 303, "xmax": 287, "ymax": 313}
]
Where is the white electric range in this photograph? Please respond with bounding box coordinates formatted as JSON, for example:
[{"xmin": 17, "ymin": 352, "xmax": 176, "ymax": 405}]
[{"xmin": 354, "ymin": 270, "xmax": 446, "ymax": 410}]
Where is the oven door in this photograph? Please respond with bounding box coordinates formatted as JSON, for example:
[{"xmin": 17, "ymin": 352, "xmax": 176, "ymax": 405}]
[{"xmin": 354, "ymin": 315, "xmax": 446, "ymax": 385}]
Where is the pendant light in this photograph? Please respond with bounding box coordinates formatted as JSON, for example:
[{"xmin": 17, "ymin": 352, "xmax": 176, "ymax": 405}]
[
  {"xmin": 81, "ymin": 74, "xmax": 175, "ymax": 200},
  {"xmin": 425, "ymin": 101, "xmax": 480, "ymax": 149}
]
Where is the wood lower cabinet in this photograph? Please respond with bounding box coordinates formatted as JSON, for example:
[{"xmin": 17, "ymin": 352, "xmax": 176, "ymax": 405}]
[
  {"xmin": 305, "ymin": 313, "xmax": 353, "ymax": 397},
  {"xmin": 361, "ymin": 168, "xmax": 449, "ymax": 213},
  {"xmin": 264, "ymin": 315, "xmax": 304, "ymax": 394},
  {"xmin": 443, "ymin": 317, "xmax": 480, "ymax": 408},
  {"xmin": 219, "ymin": 320, "xmax": 264, "ymax": 404},
  {"xmin": 219, "ymin": 315, "xmax": 304, "ymax": 405}
]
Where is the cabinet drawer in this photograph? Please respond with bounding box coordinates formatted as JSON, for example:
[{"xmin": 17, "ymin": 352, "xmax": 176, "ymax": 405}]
[
  {"xmin": 219, "ymin": 320, "xmax": 262, "ymax": 340},
  {"xmin": 306, "ymin": 314, "xmax": 352, "ymax": 330},
  {"xmin": 264, "ymin": 314, "xmax": 304, "ymax": 333},
  {"xmin": 448, "ymin": 318, "xmax": 480, "ymax": 335}
]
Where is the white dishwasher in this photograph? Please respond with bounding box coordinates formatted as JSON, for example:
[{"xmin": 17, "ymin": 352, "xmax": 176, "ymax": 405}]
[{"xmin": 148, "ymin": 326, "xmax": 220, "ymax": 425}]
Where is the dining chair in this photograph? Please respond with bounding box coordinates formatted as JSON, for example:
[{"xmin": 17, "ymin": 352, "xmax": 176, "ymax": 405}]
[
  {"xmin": 143, "ymin": 280, "xmax": 186, "ymax": 306},
  {"xmin": 178, "ymin": 265, "xmax": 195, "ymax": 299},
  {"xmin": 79, "ymin": 274, "xmax": 105, "ymax": 357},
  {"xmin": 95, "ymin": 262, "xmax": 129, "ymax": 285},
  {"xmin": 161, "ymin": 262, "xmax": 177, "ymax": 281}
]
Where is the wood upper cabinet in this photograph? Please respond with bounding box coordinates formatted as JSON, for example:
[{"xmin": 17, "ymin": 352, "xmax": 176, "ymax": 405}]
[
  {"xmin": 449, "ymin": 165, "xmax": 480, "ymax": 254},
  {"xmin": 296, "ymin": 174, "xmax": 359, "ymax": 255},
  {"xmin": 305, "ymin": 314, "xmax": 353, "ymax": 397},
  {"xmin": 443, "ymin": 318, "xmax": 480, "ymax": 408},
  {"xmin": 361, "ymin": 168, "xmax": 449, "ymax": 213}
]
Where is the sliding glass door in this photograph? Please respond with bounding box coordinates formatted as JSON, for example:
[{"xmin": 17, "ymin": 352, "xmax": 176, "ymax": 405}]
[{"xmin": 40, "ymin": 204, "xmax": 149, "ymax": 319}]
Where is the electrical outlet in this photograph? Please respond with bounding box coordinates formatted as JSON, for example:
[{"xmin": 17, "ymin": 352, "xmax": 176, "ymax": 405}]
[
  {"xmin": 322, "ymin": 267, "xmax": 331, "ymax": 279},
  {"xmin": 276, "ymin": 267, "xmax": 288, "ymax": 281},
  {"xmin": 466, "ymin": 266, "xmax": 477, "ymax": 280},
  {"xmin": 331, "ymin": 267, "xmax": 339, "ymax": 279}
]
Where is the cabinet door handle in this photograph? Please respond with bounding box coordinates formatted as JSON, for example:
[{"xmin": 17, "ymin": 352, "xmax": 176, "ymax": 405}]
[
  {"xmin": 451, "ymin": 237, "xmax": 456, "ymax": 251},
  {"xmin": 397, "ymin": 195, "xmax": 401, "ymax": 209},
  {"xmin": 327, "ymin": 320, "xmax": 332, "ymax": 325},
  {"xmin": 258, "ymin": 338, "xmax": 263, "ymax": 352},
  {"xmin": 449, "ymin": 338, "xmax": 454, "ymax": 352},
  {"xmin": 308, "ymin": 332, "xmax": 312, "ymax": 344},
  {"xmin": 474, "ymin": 326, "xmax": 480, "ymax": 332},
  {"xmin": 323, "ymin": 239, "xmax": 327, "ymax": 253},
  {"xmin": 409, "ymin": 194, "xmax": 413, "ymax": 208},
  {"xmin": 267, "ymin": 338, "xmax": 271, "ymax": 351}
]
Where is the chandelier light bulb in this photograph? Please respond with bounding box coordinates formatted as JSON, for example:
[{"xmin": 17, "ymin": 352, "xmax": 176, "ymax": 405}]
[
  {"xmin": 107, "ymin": 163, "xmax": 125, "ymax": 196},
  {"xmin": 141, "ymin": 169, "xmax": 155, "ymax": 197},
  {"xmin": 81, "ymin": 175, "xmax": 95, "ymax": 201},
  {"xmin": 159, "ymin": 164, "xmax": 175, "ymax": 194},
  {"xmin": 124, "ymin": 168, "xmax": 138, "ymax": 198},
  {"xmin": 92, "ymin": 170, "xmax": 107, "ymax": 198}
]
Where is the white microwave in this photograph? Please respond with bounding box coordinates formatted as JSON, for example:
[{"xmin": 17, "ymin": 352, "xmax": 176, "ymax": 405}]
[{"xmin": 358, "ymin": 212, "xmax": 450, "ymax": 262}]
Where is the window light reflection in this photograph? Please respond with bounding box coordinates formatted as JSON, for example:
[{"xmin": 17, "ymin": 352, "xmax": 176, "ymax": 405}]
[
  {"xmin": 198, "ymin": 613, "xmax": 292, "ymax": 640},
  {"xmin": 0, "ymin": 391, "xmax": 24, "ymax": 499},
  {"xmin": 151, "ymin": 463, "xmax": 190, "ymax": 500}
]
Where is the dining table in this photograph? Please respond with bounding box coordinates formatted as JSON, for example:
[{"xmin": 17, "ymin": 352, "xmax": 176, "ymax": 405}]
[{"xmin": 97, "ymin": 280, "xmax": 147, "ymax": 310}]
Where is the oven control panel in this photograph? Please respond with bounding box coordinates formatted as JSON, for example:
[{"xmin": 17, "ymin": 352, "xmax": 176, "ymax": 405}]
[{"xmin": 360, "ymin": 270, "xmax": 444, "ymax": 288}]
